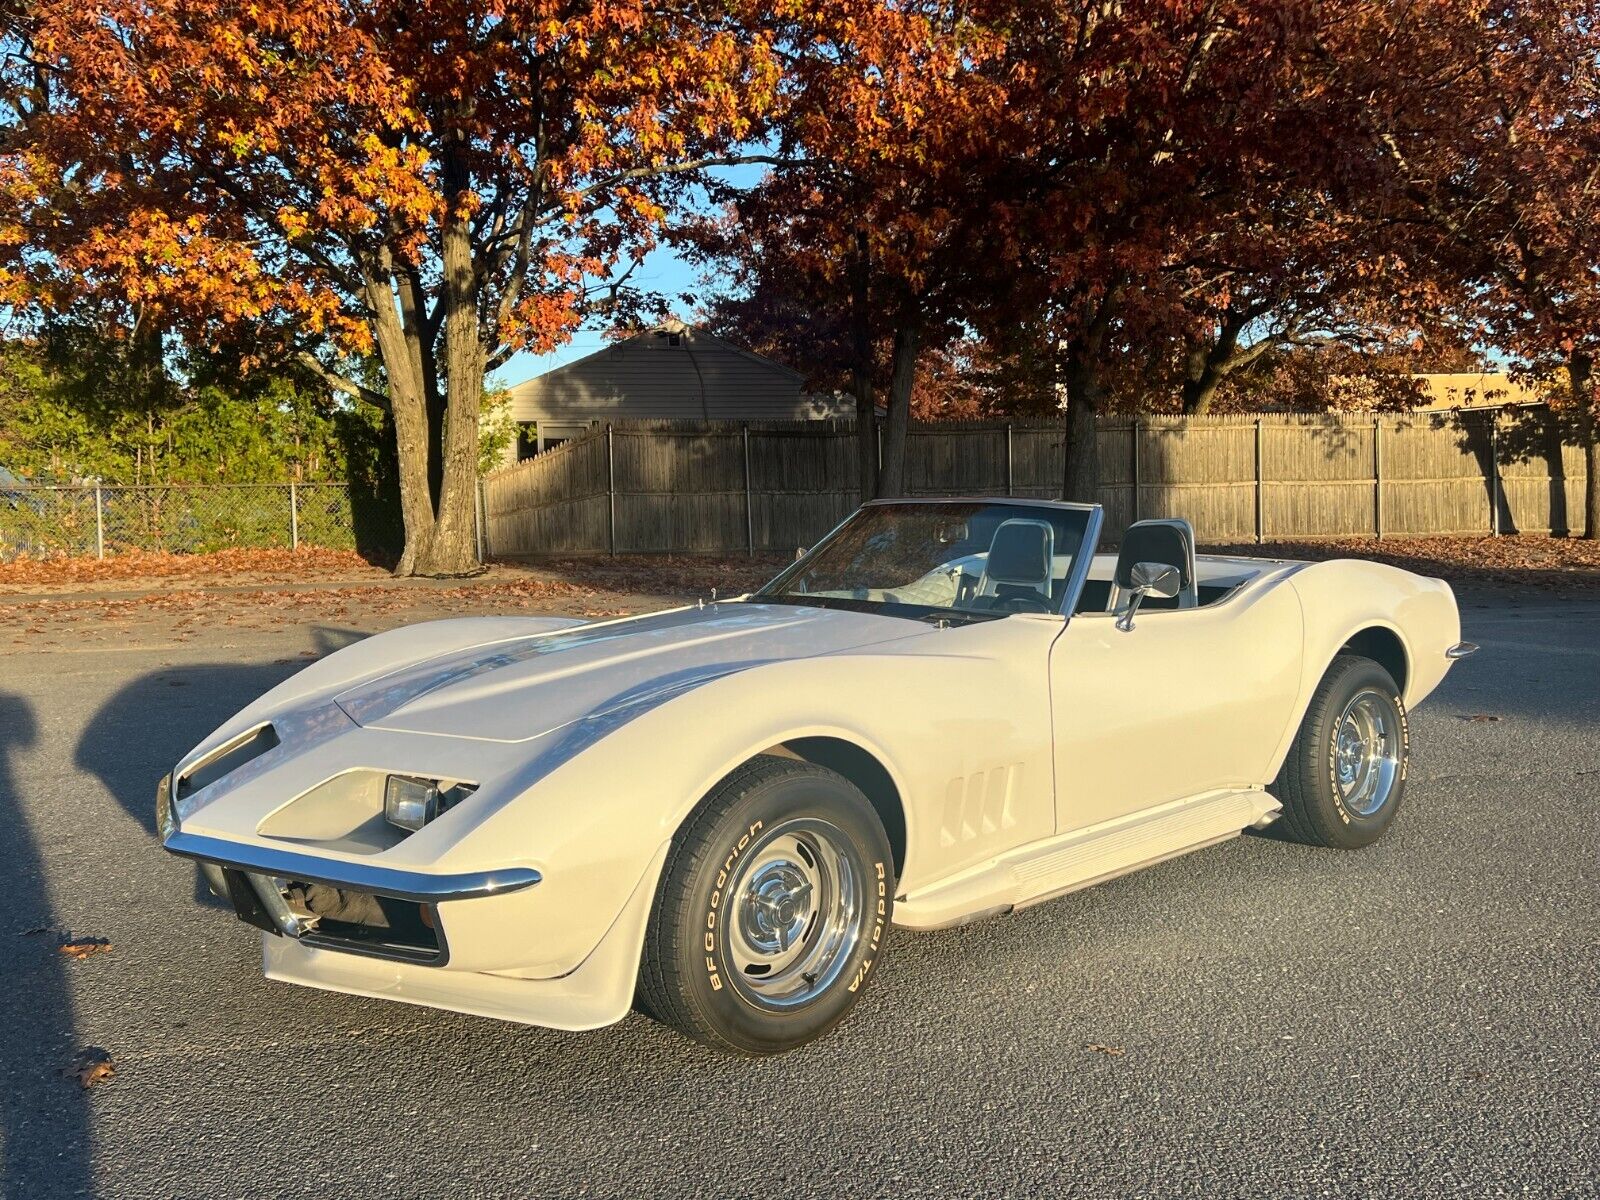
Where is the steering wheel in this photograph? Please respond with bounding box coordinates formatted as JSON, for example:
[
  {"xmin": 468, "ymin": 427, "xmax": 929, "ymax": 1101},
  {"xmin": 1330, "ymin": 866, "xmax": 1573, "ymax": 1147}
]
[
  {"xmin": 998, "ymin": 592, "xmax": 1055, "ymax": 614},
  {"xmin": 970, "ymin": 591, "xmax": 1054, "ymax": 614}
]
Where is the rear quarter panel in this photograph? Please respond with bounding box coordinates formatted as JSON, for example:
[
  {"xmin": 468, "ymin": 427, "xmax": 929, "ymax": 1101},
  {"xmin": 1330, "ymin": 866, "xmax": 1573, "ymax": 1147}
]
[{"xmin": 1266, "ymin": 559, "xmax": 1461, "ymax": 777}]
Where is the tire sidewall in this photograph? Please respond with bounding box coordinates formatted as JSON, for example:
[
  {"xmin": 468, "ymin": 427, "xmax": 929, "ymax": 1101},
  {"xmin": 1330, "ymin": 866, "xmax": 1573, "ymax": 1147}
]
[
  {"xmin": 680, "ymin": 769, "xmax": 893, "ymax": 1054},
  {"xmin": 1315, "ymin": 659, "xmax": 1409, "ymax": 847}
]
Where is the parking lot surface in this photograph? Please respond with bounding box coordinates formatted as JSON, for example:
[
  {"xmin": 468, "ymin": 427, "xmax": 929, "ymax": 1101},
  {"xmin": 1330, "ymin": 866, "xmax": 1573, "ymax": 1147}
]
[{"xmin": 1, "ymin": 590, "xmax": 1596, "ymax": 1198}]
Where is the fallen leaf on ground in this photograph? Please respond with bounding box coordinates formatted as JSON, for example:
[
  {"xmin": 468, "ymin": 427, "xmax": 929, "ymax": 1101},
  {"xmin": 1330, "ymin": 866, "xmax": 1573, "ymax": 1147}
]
[
  {"xmin": 72, "ymin": 1048, "xmax": 115, "ymax": 1089},
  {"xmin": 58, "ymin": 937, "xmax": 113, "ymax": 960},
  {"xmin": 1458, "ymin": 714, "xmax": 1503, "ymax": 722},
  {"xmin": 1085, "ymin": 1043, "xmax": 1126, "ymax": 1057}
]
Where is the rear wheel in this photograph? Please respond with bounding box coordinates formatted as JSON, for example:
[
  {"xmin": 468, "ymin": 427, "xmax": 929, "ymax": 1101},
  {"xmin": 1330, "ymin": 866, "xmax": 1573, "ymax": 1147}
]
[
  {"xmin": 1271, "ymin": 655, "xmax": 1409, "ymax": 849},
  {"xmin": 636, "ymin": 755, "xmax": 894, "ymax": 1055}
]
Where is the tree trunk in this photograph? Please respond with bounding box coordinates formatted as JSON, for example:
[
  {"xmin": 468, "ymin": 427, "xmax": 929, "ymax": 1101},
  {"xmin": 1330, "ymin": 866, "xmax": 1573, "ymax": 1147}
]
[
  {"xmin": 1572, "ymin": 351, "xmax": 1598, "ymax": 540},
  {"xmin": 853, "ymin": 373, "xmax": 878, "ymax": 503},
  {"xmin": 387, "ymin": 380, "xmax": 437, "ymax": 574},
  {"xmin": 364, "ymin": 277, "xmax": 436, "ymax": 575},
  {"xmin": 394, "ymin": 258, "xmax": 445, "ymax": 513},
  {"xmin": 1181, "ymin": 346, "xmax": 1228, "ymax": 415},
  {"xmin": 1181, "ymin": 313, "xmax": 1249, "ymax": 415},
  {"xmin": 1060, "ymin": 356, "xmax": 1101, "ymax": 503},
  {"xmin": 413, "ymin": 150, "xmax": 486, "ymax": 576},
  {"xmin": 878, "ymin": 320, "xmax": 921, "ymax": 498},
  {"xmin": 425, "ymin": 381, "xmax": 446, "ymax": 512},
  {"xmin": 849, "ymin": 228, "xmax": 877, "ymax": 502}
]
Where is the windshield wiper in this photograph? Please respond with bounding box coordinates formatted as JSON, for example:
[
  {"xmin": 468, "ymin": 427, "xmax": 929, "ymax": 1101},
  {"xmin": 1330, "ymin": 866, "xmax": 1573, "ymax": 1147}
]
[
  {"xmin": 750, "ymin": 594, "xmax": 1003, "ymax": 625},
  {"xmin": 751, "ymin": 594, "xmax": 875, "ymax": 614}
]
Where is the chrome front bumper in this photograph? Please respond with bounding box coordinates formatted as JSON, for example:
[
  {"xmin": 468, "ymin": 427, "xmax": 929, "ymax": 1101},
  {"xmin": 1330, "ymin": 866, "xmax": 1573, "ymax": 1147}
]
[
  {"xmin": 1446, "ymin": 641, "xmax": 1479, "ymax": 660},
  {"xmin": 162, "ymin": 827, "xmax": 542, "ymax": 903},
  {"xmin": 158, "ymin": 772, "xmax": 541, "ymax": 964},
  {"xmin": 155, "ymin": 773, "xmax": 541, "ymax": 904}
]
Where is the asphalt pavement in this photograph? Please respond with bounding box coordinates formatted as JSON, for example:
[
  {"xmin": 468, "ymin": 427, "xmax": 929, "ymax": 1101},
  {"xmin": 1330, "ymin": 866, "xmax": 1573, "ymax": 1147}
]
[{"xmin": 1, "ymin": 592, "xmax": 1596, "ymax": 1198}]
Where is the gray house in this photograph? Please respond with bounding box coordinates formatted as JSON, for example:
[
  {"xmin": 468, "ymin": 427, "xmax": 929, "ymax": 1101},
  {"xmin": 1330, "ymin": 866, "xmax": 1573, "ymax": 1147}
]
[{"xmin": 503, "ymin": 324, "xmax": 848, "ymax": 461}]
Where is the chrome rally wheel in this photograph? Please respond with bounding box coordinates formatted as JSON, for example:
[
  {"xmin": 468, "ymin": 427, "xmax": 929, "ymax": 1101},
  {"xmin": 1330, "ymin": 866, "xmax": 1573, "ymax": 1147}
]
[
  {"xmin": 724, "ymin": 821, "xmax": 862, "ymax": 1010},
  {"xmin": 1334, "ymin": 689, "xmax": 1403, "ymax": 818}
]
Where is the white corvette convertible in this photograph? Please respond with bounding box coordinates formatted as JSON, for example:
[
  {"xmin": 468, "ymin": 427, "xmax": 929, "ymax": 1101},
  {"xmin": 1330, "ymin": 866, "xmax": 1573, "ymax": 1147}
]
[{"xmin": 158, "ymin": 498, "xmax": 1475, "ymax": 1054}]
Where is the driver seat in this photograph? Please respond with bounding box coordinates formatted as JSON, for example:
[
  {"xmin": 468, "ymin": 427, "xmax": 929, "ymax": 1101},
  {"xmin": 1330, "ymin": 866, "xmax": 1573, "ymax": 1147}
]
[
  {"xmin": 974, "ymin": 519, "xmax": 1055, "ymax": 611},
  {"xmin": 1107, "ymin": 518, "xmax": 1199, "ymax": 612}
]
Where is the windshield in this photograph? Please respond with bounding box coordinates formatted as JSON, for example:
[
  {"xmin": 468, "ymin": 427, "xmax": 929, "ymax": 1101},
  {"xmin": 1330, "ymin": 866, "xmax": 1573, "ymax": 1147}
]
[{"xmin": 755, "ymin": 501, "xmax": 1093, "ymax": 621}]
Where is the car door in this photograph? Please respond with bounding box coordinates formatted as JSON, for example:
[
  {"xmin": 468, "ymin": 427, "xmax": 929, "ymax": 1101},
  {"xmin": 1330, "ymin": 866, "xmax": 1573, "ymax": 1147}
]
[{"xmin": 1047, "ymin": 583, "xmax": 1304, "ymax": 833}]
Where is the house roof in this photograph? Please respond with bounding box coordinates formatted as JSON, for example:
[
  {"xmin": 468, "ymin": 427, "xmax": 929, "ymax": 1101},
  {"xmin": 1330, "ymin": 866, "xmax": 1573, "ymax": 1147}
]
[{"xmin": 506, "ymin": 325, "xmax": 819, "ymax": 428}]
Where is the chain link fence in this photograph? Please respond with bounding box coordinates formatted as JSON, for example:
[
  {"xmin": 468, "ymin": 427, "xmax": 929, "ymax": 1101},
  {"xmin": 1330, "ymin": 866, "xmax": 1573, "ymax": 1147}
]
[{"xmin": 0, "ymin": 483, "xmax": 365, "ymax": 561}]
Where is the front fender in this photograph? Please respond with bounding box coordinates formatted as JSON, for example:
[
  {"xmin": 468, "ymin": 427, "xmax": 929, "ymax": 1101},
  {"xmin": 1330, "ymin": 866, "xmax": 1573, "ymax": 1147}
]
[{"xmin": 425, "ymin": 621, "xmax": 1060, "ymax": 976}]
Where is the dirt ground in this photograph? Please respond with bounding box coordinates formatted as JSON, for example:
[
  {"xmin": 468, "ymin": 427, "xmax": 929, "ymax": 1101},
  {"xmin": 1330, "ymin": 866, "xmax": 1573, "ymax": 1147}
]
[
  {"xmin": 0, "ymin": 533, "xmax": 1594, "ymax": 651},
  {"xmin": 0, "ymin": 551, "xmax": 790, "ymax": 650}
]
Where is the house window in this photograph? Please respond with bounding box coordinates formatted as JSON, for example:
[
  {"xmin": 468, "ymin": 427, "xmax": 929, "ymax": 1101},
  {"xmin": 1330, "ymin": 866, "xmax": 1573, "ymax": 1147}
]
[{"xmin": 516, "ymin": 424, "xmax": 538, "ymax": 461}]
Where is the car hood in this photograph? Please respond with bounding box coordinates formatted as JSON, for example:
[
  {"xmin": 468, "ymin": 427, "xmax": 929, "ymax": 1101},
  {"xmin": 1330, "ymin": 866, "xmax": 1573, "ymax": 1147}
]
[{"xmin": 331, "ymin": 602, "xmax": 921, "ymax": 744}]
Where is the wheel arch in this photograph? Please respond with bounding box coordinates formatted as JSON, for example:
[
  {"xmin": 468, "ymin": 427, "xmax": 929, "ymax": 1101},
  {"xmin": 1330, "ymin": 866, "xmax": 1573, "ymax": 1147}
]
[
  {"xmin": 1338, "ymin": 624, "xmax": 1410, "ymax": 694},
  {"xmin": 774, "ymin": 736, "xmax": 907, "ymax": 880},
  {"xmin": 1266, "ymin": 614, "xmax": 1416, "ymax": 782},
  {"xmin": 670, "ymin": 729, "xmax": 912, "ymax": 884}
]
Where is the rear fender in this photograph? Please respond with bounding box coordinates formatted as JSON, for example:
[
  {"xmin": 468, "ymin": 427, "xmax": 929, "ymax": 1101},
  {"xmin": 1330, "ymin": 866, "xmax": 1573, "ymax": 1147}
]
[{"xmin": 1265, "ymin": 560, "xmax": 1460, "ymax": 777}]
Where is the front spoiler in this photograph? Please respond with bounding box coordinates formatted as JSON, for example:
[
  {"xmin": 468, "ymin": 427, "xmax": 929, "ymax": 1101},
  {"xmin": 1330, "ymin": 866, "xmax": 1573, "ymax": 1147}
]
[{"xmin": 263, "ymin": 841, "xmax": 671, "ymax": 1032}]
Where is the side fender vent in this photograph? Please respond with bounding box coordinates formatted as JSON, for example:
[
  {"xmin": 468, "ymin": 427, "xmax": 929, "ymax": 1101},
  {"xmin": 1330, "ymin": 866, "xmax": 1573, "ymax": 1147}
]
[{"xmin": 939, "ymin": 764, "xmax": 1020, "ymax": 848}]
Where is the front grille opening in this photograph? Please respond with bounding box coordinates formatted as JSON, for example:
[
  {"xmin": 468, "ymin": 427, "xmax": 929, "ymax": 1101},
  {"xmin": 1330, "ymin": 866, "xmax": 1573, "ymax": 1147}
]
[
  {"xmin": 285, "ymin": 882, "xmax": 444, "ymax": 964},
  {"xmin": 177, "ymin": 724, "xmax": 280, "ymax": 800}
]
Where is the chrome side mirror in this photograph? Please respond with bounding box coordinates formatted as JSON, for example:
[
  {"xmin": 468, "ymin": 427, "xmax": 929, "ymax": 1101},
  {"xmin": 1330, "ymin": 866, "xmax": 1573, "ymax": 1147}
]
[{"xmin": 1115, "ymin": 561, "xmax": 1182, "ymax": 632}]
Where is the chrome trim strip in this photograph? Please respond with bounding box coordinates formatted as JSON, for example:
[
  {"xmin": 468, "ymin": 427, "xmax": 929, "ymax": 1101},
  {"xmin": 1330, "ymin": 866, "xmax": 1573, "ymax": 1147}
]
[
  {"xmin": 861, "ymin": 496, "xmax": 1100, "ymax": 513},
  {"xmin": 1057, "ymin": 503, "xmax": 1105, "ymax": 619},
  {"xmin": 161, "ymin": 831, "xmax": 542, "ymax": 903},
  {"xmin": 155, "ymin": 773, "xmax": 176, "ymax": 839},
  {"xmin": 174, "ymin": 721, "xmax": 278, "ymax": 799},
  {"xmin": 1445, "ymin": 641, "xmax": 1479, "ymax": 660}
]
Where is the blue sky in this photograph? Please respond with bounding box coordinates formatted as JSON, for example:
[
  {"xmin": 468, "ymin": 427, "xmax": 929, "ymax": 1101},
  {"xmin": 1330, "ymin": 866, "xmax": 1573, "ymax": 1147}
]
[
  {"xmin": 497, "ymin": 164, "xmax": 763, "ymax": 386},
  {"xmin": 499, "ymin": 240, "xmax": 701, "ymax": 384}
]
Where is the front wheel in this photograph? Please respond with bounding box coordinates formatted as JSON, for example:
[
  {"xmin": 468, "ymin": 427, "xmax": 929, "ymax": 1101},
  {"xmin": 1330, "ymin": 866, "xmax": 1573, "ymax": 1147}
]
[
  {"xmin": 636, "ymin": 755, "xmax": 894, "ymax": 1055},
  {"xmin": 1271, "ymin": 655, "xmax": 1409, "ymax": 849}
]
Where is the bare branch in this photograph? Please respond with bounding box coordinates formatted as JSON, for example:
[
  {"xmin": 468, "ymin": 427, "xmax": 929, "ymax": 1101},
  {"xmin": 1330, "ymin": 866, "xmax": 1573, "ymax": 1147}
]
[{"xmin": 297, "ymin": 352, "xmax": 388, "ymax": 409}]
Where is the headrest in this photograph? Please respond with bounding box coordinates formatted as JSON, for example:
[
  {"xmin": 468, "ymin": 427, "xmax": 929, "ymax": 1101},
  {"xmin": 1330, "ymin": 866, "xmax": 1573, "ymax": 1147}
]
[
  {"xmin": 986, "ymin": 520, "xmax": 1052, "ymax": 584},
  {"xmin": 1115, "ymin": 521, "xmax": 1194, "ymax": 588}
]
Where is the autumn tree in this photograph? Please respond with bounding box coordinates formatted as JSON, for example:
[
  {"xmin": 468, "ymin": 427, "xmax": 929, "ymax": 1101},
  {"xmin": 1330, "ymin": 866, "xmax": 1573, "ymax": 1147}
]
[
  {"xmin": 683, "ymin": 3, "xmax": 1013, "ymax": 498},
  {"xmin": 697, "ymin": 2, "xmax": 1373, "ymax": 498},
  {"xmin": 1333, "ymin": 0, "xmax": 1600, "ymax": 536},
  {"xmin": 0, "ymin": 1, "xmax": 785, "ymax": 573},
  {"xmin": 941, "ymin": 2, "xmax": 1411, "ymax": 497}
]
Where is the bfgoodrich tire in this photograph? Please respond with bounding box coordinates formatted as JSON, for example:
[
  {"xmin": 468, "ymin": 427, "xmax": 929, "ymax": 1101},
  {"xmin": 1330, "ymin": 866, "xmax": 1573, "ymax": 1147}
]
[
  {"xmin": 635, "ymin": 755, "xmax": 894, "ymax": 1055},
  {"xmin": 1271, "ymin": 655, "xmax": 1409, "ymax": 849}
]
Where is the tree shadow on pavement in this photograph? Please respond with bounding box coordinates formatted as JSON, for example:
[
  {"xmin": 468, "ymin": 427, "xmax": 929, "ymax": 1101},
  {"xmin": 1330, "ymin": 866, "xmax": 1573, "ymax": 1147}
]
[
  {"xmin": 72, "ymin": 625, "xmax": 369, "ymax": 908},
  {"xmin": 0, "ymin": 691, "xmax": 94, "ymax": 1200}
]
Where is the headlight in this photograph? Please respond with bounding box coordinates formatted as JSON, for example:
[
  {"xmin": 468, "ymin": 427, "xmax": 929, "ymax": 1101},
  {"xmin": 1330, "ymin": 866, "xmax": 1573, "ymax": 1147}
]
[{"xmin": 384, "ymin": 775, "xmax": 440, "ymax": 832}]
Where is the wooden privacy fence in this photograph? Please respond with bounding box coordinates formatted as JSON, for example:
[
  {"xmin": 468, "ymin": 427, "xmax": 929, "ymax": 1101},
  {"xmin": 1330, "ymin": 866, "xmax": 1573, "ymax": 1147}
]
[{"xmin": 481, "ymin": 409, "xmax": 1589, "ymax": 555}]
